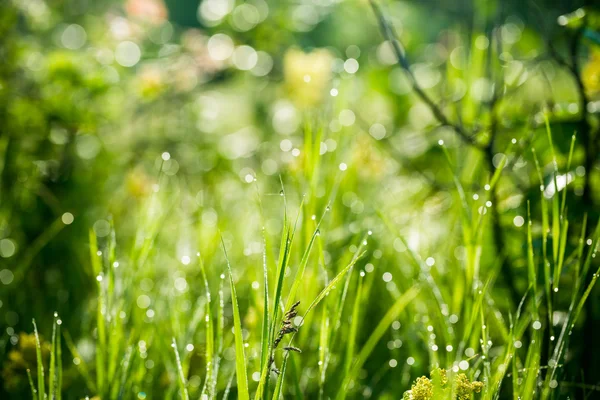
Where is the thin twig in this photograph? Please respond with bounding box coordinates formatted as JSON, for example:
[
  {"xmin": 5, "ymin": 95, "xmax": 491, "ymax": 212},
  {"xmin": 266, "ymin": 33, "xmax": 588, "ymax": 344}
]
[{"xmin": 368, "ymin": 0, "xmax": 484, "ymax": 150}]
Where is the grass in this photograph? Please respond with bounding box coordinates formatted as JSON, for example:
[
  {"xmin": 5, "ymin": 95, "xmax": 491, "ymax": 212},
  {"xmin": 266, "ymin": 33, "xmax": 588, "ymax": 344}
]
[
  {"xmin": 4, "ymin": 0, "xmax": 600, "ymax": 398},
  {"xmin": 18, "ymin": 118, "xmax": 600, "ymax": 399}
]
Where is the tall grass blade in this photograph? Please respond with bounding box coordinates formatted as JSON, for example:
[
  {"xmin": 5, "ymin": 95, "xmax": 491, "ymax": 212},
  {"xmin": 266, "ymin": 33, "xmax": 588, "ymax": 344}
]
[
  {"xmin": 338, "ymin": 286, "xmax": 420, "ymax": 396},
  {"xmin": 49, "ymin": 314, "xmax": 57, "ymax": 399},
  {"xmin": 222, "ymin": 237, "xmax": 250, "ymax": 400},
  {"xmin": 27, "ymin": 369, "xmax": 36, "ymax": 400},
  {"xmin": 32, "ymin": 319, "xmax": 45, "ymax": 400},
  {"xmin": 117, "ymin": 346, "xmax": 134, "ymax": 400},
  {"xmin": 198, "ymin": 253, "xmax": 214, "ymax": 398},
  {"xmin": 343, "ymin": 272, "xmax": 364, "ymax": 380},
  {"xmin": 63, "ymin": 330, "xmax": 96, "ymax": 392},
  {"xmin": 56, "ymin": 317, "xmax": 62, "ymax": 400},
  {"xmin": 172, "ymin": 338, "xmax": 190, "ymax": 400},
  {"xmin": 259, "ymin": 228, "xmax": 270, "ymax": 381},
  {"xmin": 89, "ymin": 230, "xmax": 106, "ymax": 395}
]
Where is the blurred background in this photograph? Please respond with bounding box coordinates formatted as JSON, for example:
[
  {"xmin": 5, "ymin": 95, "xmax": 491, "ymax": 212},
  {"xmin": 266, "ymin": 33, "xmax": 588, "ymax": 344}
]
[{"xmin": 1, "ymin": 0, "xmax": 600, "ymax": 398}]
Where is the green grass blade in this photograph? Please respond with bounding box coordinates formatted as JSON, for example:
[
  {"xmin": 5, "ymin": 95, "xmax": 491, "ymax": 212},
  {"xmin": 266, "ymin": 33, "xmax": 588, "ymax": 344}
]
[
  {"xmin": 198, "ymin": 253, "xmax": 214, "ymax": 398},
  {"xmin": 259, "ymin": 228, "xmax": 270, "ymax": 377},
  {"xmin": 574, "ymin": 214, "xmax": 588, "ymax": 289},
  {"xmin": 572, "ymin": 267, "xmax": 600, "ymax": 329},
  {"xmin": 526, "ymin": 202, "xmax": 537, "ymax": 315},
  {"xmin": 222, "ymin": 237, "xmax": 250, "ymax": 400},
  {"xmin": 32, "ymin": 319, "xmax": 45, "ymax": 400},
  {"xmin": 317, "ymin": 302, "xmax": 330, "ymax": 397},
  {"xmin": 488, "ymin": 141, "xmax": 514, "ymax": 191},
  {"xmin": 285, "ymin": 218, "xmax": 324, "ymax": 311},
  {"xmin": 89, "ymin": 230, "xmax": 106, "ymax": 395},
  {"xmin": 532, "ymin": 148, "xmax": 552, "ymax": 327},
  {"xmin": 256, "ymin": 220, "xmax": 294, "ymax": 400},
  {"xmin": 342, "ymin": 272, "xmax": 364, "ymax": 391},
  {"xmin": 339, "ymin": 286, "xmax": 420, "ymax": 396},
  {"xmin": 27, "ymin": 369, "xmax": 37, "ymax": 400},
  {"xmin": 551, "ymin": 191, "xmax": 560, "ymax": 283},
  {"xmin": 117, "ymin": 345, "xmax": 134, "ymax": 400},
  {"xmin": 272, "ymin": 353, "xmax": 289, "ymax": 400},
  {"xmin": 172, "ymin": 338, "xmax": 190, "ymax": 400},
  {"xmin": 56, "ymin": 317, "xmax": 62, "ymax": 400},
  {"xmin": 555, "ymin": 218, "xmax": 569, "ymax": 292},
  {"xmin": 223, "ymin": 370, "xmax": 236, "ymax": 400},
  {"xmin": 303, "ymin": 251, "xmax": 365, "ymax": 318},
  {"xmin": 63, "ymin": 330, "xmax": 96, "ymax": 392},
  {"xmin": 49, "ymin": 314, "xmax": 57, "ymax": 399},
  {"xmin": 273, "ymin": 245, "xmax": 367, "ymax": 395},
  {"xmin": 560, "ymin": 134, "xmax": 576, "ymax": 217}
]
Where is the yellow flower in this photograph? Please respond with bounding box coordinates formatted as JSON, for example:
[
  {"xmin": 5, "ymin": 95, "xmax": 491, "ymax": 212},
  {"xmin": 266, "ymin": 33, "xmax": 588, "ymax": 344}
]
[
  {"xmin": 403, "ymin": 376, "xmax": 433, "ymax": 400},
  {"xmin": 402, "ymin": 368, "xmax": 483, "ymax": 400},
  {"xmin": 455, "ymin": 373, "xmax": 484, "ymax": 400},
  {"xmin": 283, "ymin": 48, "xmax": 333, "ymax": 108}
]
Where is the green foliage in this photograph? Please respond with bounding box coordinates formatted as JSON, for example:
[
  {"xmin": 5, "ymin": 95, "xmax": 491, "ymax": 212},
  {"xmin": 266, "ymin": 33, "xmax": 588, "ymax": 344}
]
[{"xmin": 2, "ymin": 0, "xmax": 600, "ymax": 399}]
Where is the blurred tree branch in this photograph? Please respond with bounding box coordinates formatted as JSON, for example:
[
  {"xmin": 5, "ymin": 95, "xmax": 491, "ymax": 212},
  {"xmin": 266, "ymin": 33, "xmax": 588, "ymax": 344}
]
[{"xmin": 369, "ymin": 0, "xmax": 522, "ymax": 305}]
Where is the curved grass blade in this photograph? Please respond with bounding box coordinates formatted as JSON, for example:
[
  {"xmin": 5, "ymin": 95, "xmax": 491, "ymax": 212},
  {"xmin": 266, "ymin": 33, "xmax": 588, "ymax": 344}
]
[
  {"xmin": 338, "ymin": 286, "xmax": 420, "ymax": 398},
  {"xmin": 274, "ymin": 247, "xmax": 367, "ymax": 396}
]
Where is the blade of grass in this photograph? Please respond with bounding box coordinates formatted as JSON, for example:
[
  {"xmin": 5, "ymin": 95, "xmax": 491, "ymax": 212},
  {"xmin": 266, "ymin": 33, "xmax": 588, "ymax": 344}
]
[
  {"xmin": 256, "ymin": 206, "xmax": 297, "ymax": 400},
  {"xmin": 27, "ymin": 369, "xmax": 37, "ymax": 400},
  {"xmin": 259, "ymin": 227, "xmax": 270, "ymax": 385},
  {"xmin": 49, "ymin": 314, "xmax": 57, "ymax": 399},
  {"xmin": 222, "ymin": 370, "xmax": 236, "ymax": 400},
  {"xmin": 172, "ymin": 338, "xmax": 190, "ymax": 400},
  {"xmin": 317, "ymin": 302, "xmax": 330, "ymax": 399},
  {"xmin": 213, "ymin": 271, "xmax": 225, "ymax": 395},
  {"xmin": 56, "ymin": 317, "xmax": 62, "ymax": 400},
  {"xmin": 117, "ymin": 345, "xmax": 134, "ymax": 400},
  {"xmin": 222, "ymin": 237, "xmax": 250, "ymax": 400},
  {"xmin": 338, "ymin": 286, "xmax": 420, "ymax": 397},
  {"xmin": 275, "ymin": 247, "xmax": 367, "ymax": 398},
  {"xmin": 32, "ymin": 319, "xmax": 45, "ymax": 400},
  {"xmin": 89, "ymin": 230, "xmax": 106, "ymax": 395},
  {"xmin": 343, "ymin": 272, "xmax": 364, "ymax": 379},
  {"xmin": 198, "ymin": 252, "xmax": 215, "ymax": 398},
  {"xmin": 532, "ymin": 148, "xmax": 552, "ymax": 329},
  {"xmin": 63, "ymin": 330, "xmax": 96, "ymax": 392},
  {"xmin": 527, "ymin": 202, "xmax": 538, "ymax": 315}
]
